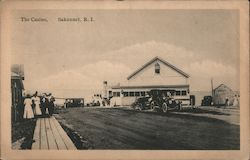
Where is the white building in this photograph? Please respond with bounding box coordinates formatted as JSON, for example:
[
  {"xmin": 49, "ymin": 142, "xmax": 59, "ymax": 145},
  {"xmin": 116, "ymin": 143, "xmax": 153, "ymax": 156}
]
[{"xmin": 106, "ymin": 57, "xmax": 191, "ymax": 106}]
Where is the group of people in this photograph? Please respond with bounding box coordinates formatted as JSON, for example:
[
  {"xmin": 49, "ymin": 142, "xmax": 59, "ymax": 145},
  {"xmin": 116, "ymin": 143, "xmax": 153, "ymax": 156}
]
[
  {"xmin": 23, "ymin": 91, "xmax": 55, "ymax": 119},
  {"xmin": 225, "ymin": 95, "xmax": 239, "ymax": 107}
]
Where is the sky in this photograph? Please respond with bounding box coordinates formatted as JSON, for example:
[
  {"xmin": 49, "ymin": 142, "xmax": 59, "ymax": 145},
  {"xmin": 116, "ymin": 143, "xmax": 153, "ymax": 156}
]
[{"xmin": 11, "ymin": 9, "xmax": 240, "ymax": 99}]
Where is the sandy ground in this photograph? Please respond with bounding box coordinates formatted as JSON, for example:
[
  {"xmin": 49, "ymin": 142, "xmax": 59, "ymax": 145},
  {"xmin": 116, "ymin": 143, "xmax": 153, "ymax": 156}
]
[
  {"xmin": 176, "ymin": 106, "xmax": 239, "ymax": 125},
  {"xmin": 56, "ymin": 106, "xmax": 239, "ymax": 150}
]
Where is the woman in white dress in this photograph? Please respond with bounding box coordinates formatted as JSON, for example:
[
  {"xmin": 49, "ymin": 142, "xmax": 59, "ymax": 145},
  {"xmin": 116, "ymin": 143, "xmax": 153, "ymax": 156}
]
[
  {"xmin": 233, "ymin": 95, "xmax": 239, "ymax": 107},
  {"xmin": 23, "ymin": 94, "xmax": 34, "ymax": 119},
  {"xmin": 32, "ymin": 92, "xmax": 42, "ymax": 116}
]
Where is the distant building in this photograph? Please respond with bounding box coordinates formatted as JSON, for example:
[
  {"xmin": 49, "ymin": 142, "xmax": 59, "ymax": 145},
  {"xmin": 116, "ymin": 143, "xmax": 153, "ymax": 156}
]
[
  {"xmin": 212, "ymin": 84, "xmax": 238, "ymax": 106},
  {"xmin": 11, "ymin": 64, "xmax": 25, "ymax": 121},
  {"xmin": 105, "ymin": 57, "xmax": 191, "ymax": 106}
]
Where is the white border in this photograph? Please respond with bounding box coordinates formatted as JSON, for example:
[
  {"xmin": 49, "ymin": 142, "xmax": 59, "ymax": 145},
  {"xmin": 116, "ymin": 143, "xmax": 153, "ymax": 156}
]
[{"xmin": 1, "ymin": 1, "xmax": 249, "ymax": 160}]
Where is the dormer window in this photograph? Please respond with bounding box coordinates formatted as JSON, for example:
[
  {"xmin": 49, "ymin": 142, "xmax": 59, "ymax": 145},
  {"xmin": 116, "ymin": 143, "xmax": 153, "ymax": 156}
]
[{"xmin": 155, "ymin": 62, "xmax": 160, "ymax": 74}]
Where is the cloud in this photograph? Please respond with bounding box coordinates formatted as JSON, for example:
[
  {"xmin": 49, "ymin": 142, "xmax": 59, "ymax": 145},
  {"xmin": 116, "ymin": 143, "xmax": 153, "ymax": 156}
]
[
  {"xmin": 25, "ymin": 41, "xmax": 196, "ymax": 97},
  {"xmin": 114, "ymin": 41, "xmax": 194, "ymax": 58},
  {"xmin": 24, "ymin": 41, "xmax": 239, "ymax": 97},
  {"xmin": 186, "ymin": 60, "xmax": 239, "ymax": 91},
  {"xmin": 27, "ymin": 61, "xmax": 132, "ymax": 97},
  {"xmin": 188, "ymin": 60, "xmax": 237, "ymax": 78},
  {"xmin": 102, "ymin": 40, "xmax": 195, "ymax": 70}
]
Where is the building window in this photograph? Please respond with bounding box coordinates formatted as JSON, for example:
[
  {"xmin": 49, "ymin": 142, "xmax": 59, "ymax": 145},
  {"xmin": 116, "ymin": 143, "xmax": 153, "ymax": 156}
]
[
  {"xmin": 123, "ymin": 92, "xmax": 129, "ymax": 97},
  {"xmin": 155, "ymin": 62, "xmax": 160, "ymax": 74},
  {"xmin": 176, "ymin": 91, "xmax": 181, "ymax": 96},
  {"xmin": 113, "ymin": 92, "xmax": 120, "ymax": 97},
  {"xmin": 181, "ymin": 90, "xmax": 187, "ymax": 96},
  {"xmin": 109, "ymin": 91, "xmax": 112, "ymax": 98},
  {"xmin": 141, "ymin": 91, "xmax": 146, "ymax": 96},
  {"xmin": 129, "ymin": 92, "xmax": 135, "ymax": 97},
  {"xmin": 135, "ymin": 92, "xmax": 140, "ymax": 96}
]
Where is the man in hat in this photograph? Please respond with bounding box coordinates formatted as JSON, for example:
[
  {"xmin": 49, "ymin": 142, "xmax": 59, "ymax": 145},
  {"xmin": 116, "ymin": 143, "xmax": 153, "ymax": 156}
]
[
  {"xmin": 48, "ymin": 93, "xmax": 55, "ymax": 116},
  {"xmin": 40, "ymin": 93, "xmax": 49, "ymax": 117},
  {"xmin": 49, "ymin": 96, "xmax": 55, "ymax": 116}
]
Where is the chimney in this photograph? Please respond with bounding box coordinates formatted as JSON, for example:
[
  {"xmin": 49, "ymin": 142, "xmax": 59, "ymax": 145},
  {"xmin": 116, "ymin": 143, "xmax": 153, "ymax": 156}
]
[{"xmin": 103, "ymin": 81, "xmax": 108, "ymax": 99}]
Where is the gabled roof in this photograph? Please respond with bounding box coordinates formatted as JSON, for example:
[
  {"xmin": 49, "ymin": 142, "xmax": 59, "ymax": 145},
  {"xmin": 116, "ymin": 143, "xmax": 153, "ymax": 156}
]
[
  {"xmin": 214, "ymin": 84, "xmax": 233, "ymax": 91},
  {"xmin": 127, "ymin": 56, "xmax": 189, "ymax": 80}
]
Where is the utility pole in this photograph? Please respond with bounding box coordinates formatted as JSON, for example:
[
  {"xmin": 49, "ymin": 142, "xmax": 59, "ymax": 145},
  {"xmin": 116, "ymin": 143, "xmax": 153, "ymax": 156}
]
[
  {"xmin": 211, "ymin": 78, "xmax": 214, "ymax": 97},
  {"xmin": 211, "ymin": 78, "xmax": 214, "ymax": 107}
]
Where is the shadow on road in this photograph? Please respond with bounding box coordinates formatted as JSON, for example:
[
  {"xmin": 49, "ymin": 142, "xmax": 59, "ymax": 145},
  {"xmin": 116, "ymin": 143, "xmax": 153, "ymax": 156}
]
[
  {"xmin": 179, "ymin": 108, "xmax": 230, "ymax": 115},
  {"xmin": 115, "ymin": 107, "xmax": 232, "ymax": 125}
]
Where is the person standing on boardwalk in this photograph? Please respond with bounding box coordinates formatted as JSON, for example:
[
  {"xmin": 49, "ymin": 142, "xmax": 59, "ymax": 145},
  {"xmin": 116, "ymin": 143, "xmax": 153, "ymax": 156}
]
[
  {"xmin": 40, "ymin": 93, "xmax": 49, "ymax": 117},
  {"xmin": 48, "ymin": 95, "xmax": 55, "ymax": 116},
  {"xmin": 32, "ymin": 91, "xmax": 42, "ymax": 117},
  {"xmin": 23, "ymin": 94, "xmax": 34, "ymax": 119}
]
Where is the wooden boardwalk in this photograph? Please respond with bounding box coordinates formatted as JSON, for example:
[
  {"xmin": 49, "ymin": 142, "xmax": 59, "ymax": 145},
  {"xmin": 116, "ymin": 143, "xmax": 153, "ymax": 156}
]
[{"xmin": 32, "ymin": 116, "xmax": 76, "ymax": 150}]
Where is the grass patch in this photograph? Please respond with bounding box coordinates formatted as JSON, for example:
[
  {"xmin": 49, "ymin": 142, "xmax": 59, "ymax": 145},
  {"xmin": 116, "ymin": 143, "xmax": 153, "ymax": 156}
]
[{"xmin": 12, "ymin": 119, "xmax": 36, "ymax": 149}]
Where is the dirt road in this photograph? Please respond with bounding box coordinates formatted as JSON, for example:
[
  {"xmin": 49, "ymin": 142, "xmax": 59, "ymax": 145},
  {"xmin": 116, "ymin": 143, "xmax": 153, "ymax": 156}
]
[{"xmin": 56, "ymin": 107, "xmax": 239, "ymax": 150}]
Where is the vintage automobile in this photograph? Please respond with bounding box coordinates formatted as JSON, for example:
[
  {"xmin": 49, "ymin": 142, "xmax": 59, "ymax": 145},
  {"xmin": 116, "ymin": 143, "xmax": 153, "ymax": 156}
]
[
  {"xmin": 149, "ymin": 89, "xmax": 182, "ymax": 113},
  {"xmin": 201, "ymin": 96, "xmax": 213, "ymax": 106},
  {"xmin": 65, "ymin": 98, "xmax": 84, "ymax": 108},
  {"xmin": 131, "ymin": 96, "xmax": 152, "ymax": 110}
]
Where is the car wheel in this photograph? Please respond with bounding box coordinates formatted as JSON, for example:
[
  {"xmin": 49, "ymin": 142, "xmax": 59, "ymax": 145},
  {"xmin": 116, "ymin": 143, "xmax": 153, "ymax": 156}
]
[
  {"xmin": 162, "ymin": 103, "xmax": 168, "ymax": 113},
  {"xmin": 138, "ymin": 104, "xmax": 143, "ymax": 111},
  {"xmin": 150, "ymin": 102, "xmax": 155, "ymax": 110}
]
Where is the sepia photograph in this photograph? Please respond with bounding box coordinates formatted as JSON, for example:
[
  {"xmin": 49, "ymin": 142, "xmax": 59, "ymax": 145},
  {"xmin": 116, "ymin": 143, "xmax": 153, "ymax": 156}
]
[{"xmin": 1, "ymin": 1, "xmax": 249, "ymax": 160}]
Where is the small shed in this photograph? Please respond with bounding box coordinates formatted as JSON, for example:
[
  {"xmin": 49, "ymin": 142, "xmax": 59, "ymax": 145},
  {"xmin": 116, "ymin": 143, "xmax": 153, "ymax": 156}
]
[{"xmin": 212, "ymin": 84, "xmax": 237, "ymax": 106}]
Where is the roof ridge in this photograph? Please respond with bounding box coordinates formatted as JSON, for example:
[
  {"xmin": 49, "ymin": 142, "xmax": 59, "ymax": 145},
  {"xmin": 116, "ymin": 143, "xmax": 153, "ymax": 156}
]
[
  {"xmin": 214, "ymin": 84, "xmax": 233, "ymax": 91},
  {"xmin": 127, "ymin": 56, "xmax": 189, "ymax": 80}
]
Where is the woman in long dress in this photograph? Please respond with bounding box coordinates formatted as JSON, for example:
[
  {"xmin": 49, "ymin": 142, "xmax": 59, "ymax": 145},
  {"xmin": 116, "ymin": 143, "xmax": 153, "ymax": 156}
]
[
  {"xmin": 233, "ymin": 95, "xmax": 239, "ymax": 107},
  {"xmin": 32, "ymin": 92, "xmax": 42, "ymax": 116},
  {"xmin": 23, "ymin": 94, "xmax": 34, "ymax": 119}
]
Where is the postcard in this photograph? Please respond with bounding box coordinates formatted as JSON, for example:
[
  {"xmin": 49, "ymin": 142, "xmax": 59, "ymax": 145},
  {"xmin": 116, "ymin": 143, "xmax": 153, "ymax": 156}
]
[{"xmin": 1, "ymin": 1, "xmax": 249, "ymax": 159}]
